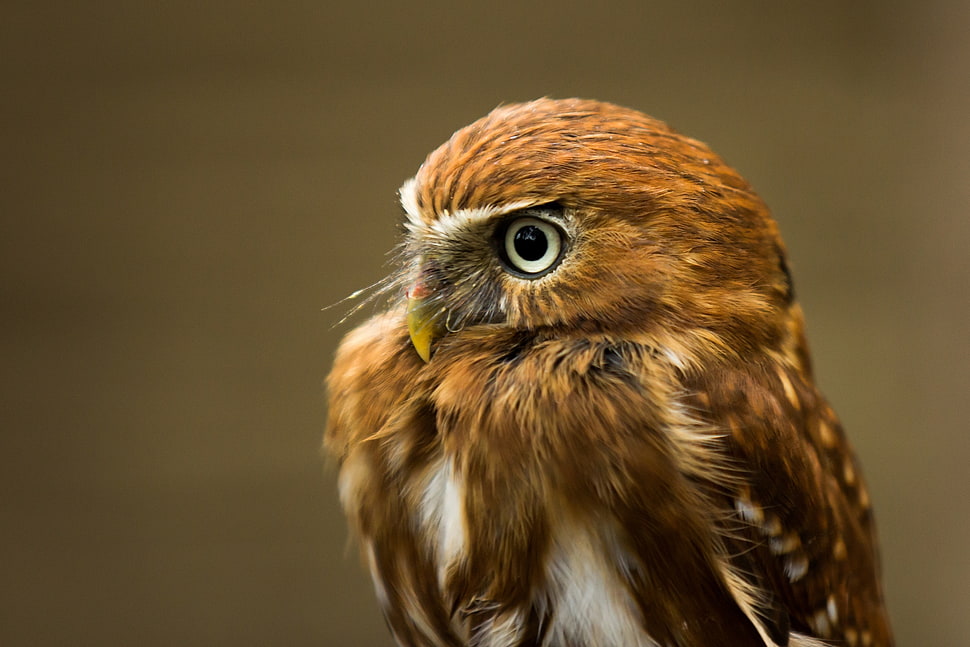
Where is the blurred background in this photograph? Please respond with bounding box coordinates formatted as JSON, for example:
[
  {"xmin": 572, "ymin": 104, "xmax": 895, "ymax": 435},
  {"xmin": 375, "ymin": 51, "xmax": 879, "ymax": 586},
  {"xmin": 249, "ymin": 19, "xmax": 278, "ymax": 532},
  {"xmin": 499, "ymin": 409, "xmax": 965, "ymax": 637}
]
[{"xmin": 2, "ymin": 1, "xmax": 967, "ymax": 645}]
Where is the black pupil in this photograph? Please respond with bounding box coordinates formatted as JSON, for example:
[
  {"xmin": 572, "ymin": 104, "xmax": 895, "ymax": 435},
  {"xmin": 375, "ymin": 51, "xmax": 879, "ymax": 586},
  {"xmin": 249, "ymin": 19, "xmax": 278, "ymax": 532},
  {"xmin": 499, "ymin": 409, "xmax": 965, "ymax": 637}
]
[{"xmin": 513, "ymin": 225, "xmax": 548, "ymax": 261}]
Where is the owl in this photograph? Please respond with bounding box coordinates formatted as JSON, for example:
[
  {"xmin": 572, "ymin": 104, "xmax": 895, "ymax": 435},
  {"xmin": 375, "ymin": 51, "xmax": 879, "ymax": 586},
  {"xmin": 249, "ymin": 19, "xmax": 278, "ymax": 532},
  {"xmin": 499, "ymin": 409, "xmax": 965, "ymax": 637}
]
[{"xmin": 325, "ymin": 99, "xmax": 893, "ymax": 647}]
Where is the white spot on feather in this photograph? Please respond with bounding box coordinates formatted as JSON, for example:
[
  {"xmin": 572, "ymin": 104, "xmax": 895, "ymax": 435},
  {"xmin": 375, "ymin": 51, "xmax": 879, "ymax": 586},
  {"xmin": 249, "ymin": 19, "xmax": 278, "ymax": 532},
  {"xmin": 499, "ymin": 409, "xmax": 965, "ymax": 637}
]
[
  {"xmin": 417, "ymin": 458, "xmax": 467, "ymax": 589},
  {"xmin": 544, "ymin": 519, "xmax": 659, "ymax": 647},
  {"xmin": 776, "ymin": 367, "xmax": 800, "ymax": 409},
  {"xmin": 736, "ymin": 496, "xmax": 764, "ymax": 525},
  {"xmin": 810, "ymin": 609, "xmax": 832, "ymax": 637},
  {"xmin": 336, "ymin": 450, "xmax": 370, "ymax": 515},
  {"xmin": 785, "ymin": 554, "xmax": 809, "ymax": 582},
  {"xmin": 662, "ymin": 347, "xmax": 689, "ymax": 371},
  {"xmin": 817, "ymin": 418, "xmax": 837, "ymax": 447},
  {"xmin": 833, "ymin": 537, "xmax": 847, "ymax": 560},
  {"xmin": 827, "ymin": 594, "xmax": 839, "ymax": 626},
  {"xmin": 769, "ymin": 532, "xmax": 801, "ymax": 555},
  {"xmin": 843, "ymin": 459, "xmax": 857, "ymax": 486}
]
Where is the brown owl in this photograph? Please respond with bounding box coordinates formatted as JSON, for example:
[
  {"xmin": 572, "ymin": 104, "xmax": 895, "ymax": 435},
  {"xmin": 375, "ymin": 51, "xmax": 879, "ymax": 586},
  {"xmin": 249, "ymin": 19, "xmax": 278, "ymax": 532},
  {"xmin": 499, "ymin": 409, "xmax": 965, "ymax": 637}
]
[{"xmin": 325, "ymin": 99, "xmax": 893, "ymax": 647}]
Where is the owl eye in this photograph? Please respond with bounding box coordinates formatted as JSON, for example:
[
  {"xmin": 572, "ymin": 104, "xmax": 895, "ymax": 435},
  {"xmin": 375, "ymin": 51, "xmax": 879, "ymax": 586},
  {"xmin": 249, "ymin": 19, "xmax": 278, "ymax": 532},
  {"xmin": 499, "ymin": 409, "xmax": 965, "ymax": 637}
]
[{"xmin": 500, "ymin": 216, "xmax": 564, "ymax": 277}]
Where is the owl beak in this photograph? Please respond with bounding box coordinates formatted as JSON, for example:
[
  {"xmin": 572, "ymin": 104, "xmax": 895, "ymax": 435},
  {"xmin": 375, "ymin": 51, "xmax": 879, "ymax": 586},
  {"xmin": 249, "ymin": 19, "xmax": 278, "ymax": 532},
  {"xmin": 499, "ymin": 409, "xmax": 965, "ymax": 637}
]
[{"xmin": 406, "ymin": 283, "xmax": 442, "ymax": 363}]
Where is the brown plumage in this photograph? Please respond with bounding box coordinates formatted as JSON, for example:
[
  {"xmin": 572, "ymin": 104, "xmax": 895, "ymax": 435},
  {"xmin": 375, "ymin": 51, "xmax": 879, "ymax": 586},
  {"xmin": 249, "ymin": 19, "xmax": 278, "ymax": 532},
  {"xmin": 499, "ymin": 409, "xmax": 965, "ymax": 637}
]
[{"xmin": 325, "ymin": 99, "xmax": 893, "ymax": 646}]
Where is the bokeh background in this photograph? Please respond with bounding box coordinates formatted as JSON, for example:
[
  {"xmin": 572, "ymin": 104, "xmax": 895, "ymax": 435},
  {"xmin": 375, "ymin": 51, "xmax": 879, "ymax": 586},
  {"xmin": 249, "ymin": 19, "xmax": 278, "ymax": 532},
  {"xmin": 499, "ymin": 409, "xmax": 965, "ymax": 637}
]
[{"xmin": 2, "ymin": 2, "xmax": 968, "ymax": 645}]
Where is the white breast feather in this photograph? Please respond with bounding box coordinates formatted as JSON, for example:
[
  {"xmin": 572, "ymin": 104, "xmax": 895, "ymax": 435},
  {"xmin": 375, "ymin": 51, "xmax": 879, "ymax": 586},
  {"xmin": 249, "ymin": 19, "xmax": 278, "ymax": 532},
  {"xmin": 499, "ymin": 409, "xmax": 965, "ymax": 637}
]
[{"xmin": 543, "ymin": 519, "xmax": 660, "ymax": 647}]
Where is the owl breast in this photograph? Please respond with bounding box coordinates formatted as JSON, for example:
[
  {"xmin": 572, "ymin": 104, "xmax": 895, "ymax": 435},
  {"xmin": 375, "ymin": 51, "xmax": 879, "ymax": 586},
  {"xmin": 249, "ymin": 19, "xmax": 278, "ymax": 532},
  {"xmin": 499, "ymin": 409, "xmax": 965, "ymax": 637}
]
[
  {"xmin": 407, "ymin": 451, "xmax": 661, "ymax": 646},
  {"xmin": 332, "ymin": 318, "xmax": 742, "ymax": 645},
  {"xmin": 541, "ymin": 513, "xmax": 662, "ymax": 646}
]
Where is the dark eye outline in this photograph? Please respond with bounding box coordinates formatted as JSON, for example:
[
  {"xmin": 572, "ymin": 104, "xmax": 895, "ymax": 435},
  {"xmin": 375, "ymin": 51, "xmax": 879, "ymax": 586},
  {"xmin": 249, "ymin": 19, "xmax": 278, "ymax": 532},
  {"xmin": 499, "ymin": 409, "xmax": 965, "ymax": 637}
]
[{"xmin": 494, "ymin": 211, "xmax": 566, "ymax": 278}]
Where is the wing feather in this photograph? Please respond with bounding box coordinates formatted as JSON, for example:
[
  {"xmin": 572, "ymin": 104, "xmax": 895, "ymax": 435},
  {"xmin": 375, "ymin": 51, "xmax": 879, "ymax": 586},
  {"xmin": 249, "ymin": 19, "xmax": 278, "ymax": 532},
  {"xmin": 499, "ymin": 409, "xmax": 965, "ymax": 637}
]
[{"xmin": 682, "ymin": 359, "xmax": 893, "ymax": 645}]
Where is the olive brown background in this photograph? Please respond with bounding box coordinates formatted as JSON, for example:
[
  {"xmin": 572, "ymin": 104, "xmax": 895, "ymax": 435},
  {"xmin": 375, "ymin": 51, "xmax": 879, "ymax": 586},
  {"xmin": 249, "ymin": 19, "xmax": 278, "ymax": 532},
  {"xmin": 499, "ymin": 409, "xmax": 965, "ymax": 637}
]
[{"xmin": 2, "ymin": 2, "xmax": 968, "ymax": 645}]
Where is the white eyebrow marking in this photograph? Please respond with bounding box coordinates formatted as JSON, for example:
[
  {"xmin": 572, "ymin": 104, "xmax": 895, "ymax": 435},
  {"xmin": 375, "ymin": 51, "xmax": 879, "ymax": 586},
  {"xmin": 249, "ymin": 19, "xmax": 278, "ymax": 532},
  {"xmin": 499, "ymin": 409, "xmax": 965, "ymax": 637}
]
[
  {"xmin": 398, "ymin": 176, "xmax": 538, "ymax": 237},
  {"xmin": 429, "ymin": 202, "xmax": 535, "ymax": 237},
  {"xmin": 399, "ymin": 177, "xmax": 423, "ymax": 229}
]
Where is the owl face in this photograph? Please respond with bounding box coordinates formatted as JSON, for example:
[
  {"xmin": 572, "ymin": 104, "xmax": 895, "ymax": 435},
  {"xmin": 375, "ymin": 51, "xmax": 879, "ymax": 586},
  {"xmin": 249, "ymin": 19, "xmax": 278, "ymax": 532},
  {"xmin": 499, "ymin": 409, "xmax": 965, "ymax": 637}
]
[{"xmin": 398, "ymin": 99, "xmax": 794, "ymax": 364}]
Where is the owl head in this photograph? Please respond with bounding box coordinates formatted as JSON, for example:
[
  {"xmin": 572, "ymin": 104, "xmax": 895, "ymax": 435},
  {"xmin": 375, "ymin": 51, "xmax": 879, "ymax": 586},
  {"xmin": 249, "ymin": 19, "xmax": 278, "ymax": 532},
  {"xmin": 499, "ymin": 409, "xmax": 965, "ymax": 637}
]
[{"xmin": 393, "ymin": 99, "xmax": 803, "ymax": 369}]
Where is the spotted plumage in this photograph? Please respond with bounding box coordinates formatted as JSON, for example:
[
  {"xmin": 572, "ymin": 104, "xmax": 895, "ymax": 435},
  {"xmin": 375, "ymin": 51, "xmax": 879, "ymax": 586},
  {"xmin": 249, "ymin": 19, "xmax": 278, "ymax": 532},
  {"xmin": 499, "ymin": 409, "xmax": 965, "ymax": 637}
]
[{"xmin": 325, "ymin": 99, "xmax": 893, "ymax": 646}]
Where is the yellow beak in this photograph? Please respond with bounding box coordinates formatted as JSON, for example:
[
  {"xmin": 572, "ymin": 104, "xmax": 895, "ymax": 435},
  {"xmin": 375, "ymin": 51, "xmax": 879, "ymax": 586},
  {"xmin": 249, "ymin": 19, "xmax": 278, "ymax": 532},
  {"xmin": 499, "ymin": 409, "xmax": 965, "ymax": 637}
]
[{"xmin": 406, "ymin": 293, "xmax": 442, "ymax": 363}]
